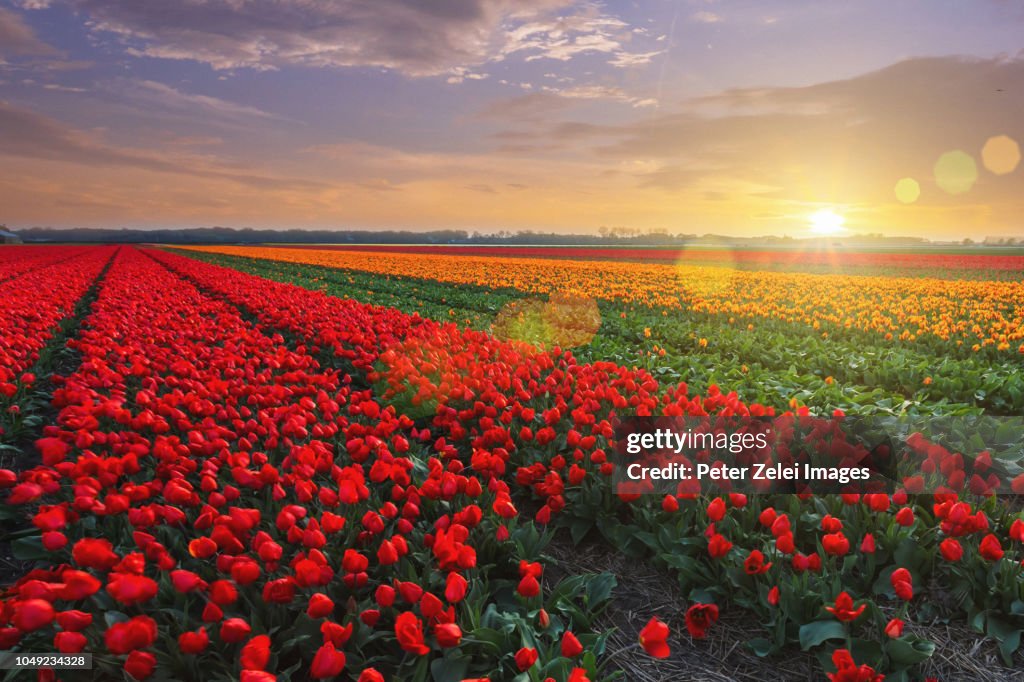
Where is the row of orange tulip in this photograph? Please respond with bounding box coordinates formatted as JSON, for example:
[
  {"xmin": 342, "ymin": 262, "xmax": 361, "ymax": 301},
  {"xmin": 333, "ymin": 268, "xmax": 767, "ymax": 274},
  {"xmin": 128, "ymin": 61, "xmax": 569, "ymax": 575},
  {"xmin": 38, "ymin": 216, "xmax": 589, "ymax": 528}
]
[{"xmin": 180, "ymin": 246, "xmax": 1024, "ymax": 352}]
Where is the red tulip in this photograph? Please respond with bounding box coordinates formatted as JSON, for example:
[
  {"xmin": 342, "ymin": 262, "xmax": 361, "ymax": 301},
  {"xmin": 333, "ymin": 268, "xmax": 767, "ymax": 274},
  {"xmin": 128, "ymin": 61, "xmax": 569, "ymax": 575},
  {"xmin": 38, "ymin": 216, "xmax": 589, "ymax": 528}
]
[
  {"xmin": 58, "ymin": 570, "xmax": 101, "ymax": 600},
  {"xmin": 1010, "ymin": 519, "xmax": 1024, "ymax": 543},
  {"xmin": 178, "ymin": 628, "xmax": 210, "ymax": 655},
  {"xmin": 445, "ymin": 572, "xmax": 468, "ymax": 602},
  {"xmin": 105, "ymin": 616, "xmax": 157, "ymax": 654},
  {"xmin": 54, "ymin": 631, "xmax": 87, "ymax": 653},
  {"xmin": 377, "ymin": 539, "xmax": 399, "ymax": 565},
  {"xmin": 684, "ymin": 603, "xmax": 719, "ymax": 639},
  {"xmin": 188, "ymin": 537, "xmax": 218, "ymax": 559},
  {"xmin": 107, "ymin": 573, "xmax": 159, "ymax": 605},
  {"xmin": 517, "ymin": 574, "xmax": 541, "ymax": 598},
  {"xmin": 35, "ymin": 437, "xmax": 68, "ymax": 466},
  {"xmin": 307, "ymin": 593, "xmax": 335, "ymax": 619},
  {"xmin": 514, "ymin": 647, "xmax": 538, "ymax": 671},
  {"xmin": 202, "ymin": 601, "xmax": 224, "ymax": 623},
  {"xmin": 220, "ymin": 618, "xmax": 252, "ymax": 644},
  {"xmin": 41, "ymin": 531, "xmax": 68, "ymax": 551},
  {"xmin": 939, "ymin": 538, "xmax": 962, "ymax": 562},
  {"xmin": 396, "ymin": 581, "xmax": 422, "ymax": 604},
  {"xmin": 395, "ymin": 612, "xmax": 429, "ymax": 655},
  {"xmin": 822, "ymin": 532, "xmax": 850, "ymax": 557},
  {"xmin": 743, "ymin": 549, "xmax": 771, "ymax": 575},
  {"xmin": 821, "ymin": 515, "xmax": 842, "ymax": 533},
  {"xmin": 241, "ymin": 672, "xmax": 277, "ymax": 682},
  {"xmin": 171, "ymin": 569, "xmax": 206, "ymax": 593},
  {"xmin": 262, "ymin": 577, "xmax": 296, "ymax": 604},
  {"xmin": 310, "ymin": 642, "xmax": 346, "ymax": 678},
  {"xmin": 568, "ymin": 669, "xmax": 591, "ymax": 682},
  {"xmin": 55, "ymin": 610, "xmax": 92, "ymax": 632},
  {"xmin": 707, "ymin": 534, "xmax": 732, "ymax": 559},
  {"xmin": 890, "ymin": 568, "xmax": 913, "ymax": 601},
  {"xmin": 434, "ymin": 622, "xmax": 462, "ymax": 648},
  {"xmin": 638, "ymin": 617, "xmax": 670, "ymax": 658},
  {"xmin": 12, "ymin": 599, "xmax": 55, "ymax": 632},
  {"xmin": 884, "ymin": 618, "xmax": 904, "ymax": 638},
  {"xmin": 241, "ymin": 634, "xmax": 272, "ymax": 671},
  {"xmin": 980, "ymin": 533, "xmax": 1004, "ymax": 561},
  {"xmin": 346, "ymin": 548, "xmax": 370, "ymax": 573},
  {"xmin": 561, "ymin": 631, "xmax": 584, "ymax": 657},
  {"xmin": 827, "ymin": 649, "xmax": 882, "ymax": 682},
  {"xmin": 706, "ymin": 497, "xmax": 725, "ymax": 522},
  {"xmin": 209, "ymin": 580, "xmax": 238, "ymax": 606},
  {"xmin": 72, "ymin": 538, "xmax": 119, "ymax": 571},
  {"xmin": 825, "ymin": 592, "xmax": 865, "ymax": 622},
  {"xmin": 125, "ymin": 650, "xmax": 157, "ymax": 680}
]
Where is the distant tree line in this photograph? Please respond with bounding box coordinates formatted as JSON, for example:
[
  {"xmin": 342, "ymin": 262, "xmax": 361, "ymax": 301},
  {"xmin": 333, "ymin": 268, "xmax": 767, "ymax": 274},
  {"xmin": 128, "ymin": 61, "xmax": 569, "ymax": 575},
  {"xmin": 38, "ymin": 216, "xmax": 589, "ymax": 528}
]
[
  {"xmin": 10, "ymin": 225, "xmax": 707, "ymax": 245},
  {"xmin": 13, "ymin": 227, "xmax": 473, "ymax": 244},
  {"xmin": 3, "ymin": 225, "xmax": 1017, "ymax": 247}
]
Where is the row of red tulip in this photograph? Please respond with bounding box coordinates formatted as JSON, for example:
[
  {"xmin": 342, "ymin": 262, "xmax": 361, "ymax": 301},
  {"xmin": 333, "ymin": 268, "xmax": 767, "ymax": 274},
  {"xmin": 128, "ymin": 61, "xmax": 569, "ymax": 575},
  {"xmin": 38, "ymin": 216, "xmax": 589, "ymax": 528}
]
[
  {"xmin": 0, "ymin": 247, "xmax": 115, "ymax": 421},
  {"xmin": 0, "ymin": 246, "xmax": 96, "ymax": 285}
]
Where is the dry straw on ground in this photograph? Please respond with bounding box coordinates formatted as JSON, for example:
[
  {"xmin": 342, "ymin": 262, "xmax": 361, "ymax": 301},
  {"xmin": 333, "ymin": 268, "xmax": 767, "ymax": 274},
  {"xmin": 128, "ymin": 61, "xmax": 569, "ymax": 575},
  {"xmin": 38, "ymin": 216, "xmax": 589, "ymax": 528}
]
[{"xmin": 548, "ymin": 537, "xmax": 1024, "ymax": 682}]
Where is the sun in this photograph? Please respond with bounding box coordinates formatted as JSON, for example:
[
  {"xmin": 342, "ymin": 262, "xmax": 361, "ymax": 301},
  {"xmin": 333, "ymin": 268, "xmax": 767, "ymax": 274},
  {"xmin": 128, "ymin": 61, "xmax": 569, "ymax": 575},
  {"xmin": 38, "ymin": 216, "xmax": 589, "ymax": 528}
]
[{"xmin": 808, "ymin": 209, "xmax": 846, "ymax": 235}]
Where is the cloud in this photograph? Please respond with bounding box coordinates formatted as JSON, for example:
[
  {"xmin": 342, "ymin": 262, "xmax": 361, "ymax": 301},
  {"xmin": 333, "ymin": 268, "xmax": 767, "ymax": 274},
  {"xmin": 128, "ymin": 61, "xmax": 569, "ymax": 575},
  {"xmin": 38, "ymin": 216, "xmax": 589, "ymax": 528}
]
[
  {"xmin": 112, "ymin": 79, "xmax": 286, "ymax": 122},
  {"xmin": 541, "ymin": 84, "xmax": 658, "ymax": 107},
  {"xmin": 446, "ymin": 67, "xmax": 490, "ymax": 84},
  {"xmin": 41, "ymin": 83, "xmax": 86, "ymax": 92},
  {"xmin": 0, "ymin": 6, "xmax": 58, "ymax": 57},
  {"xmin": 165, "ymin": 135, "xmax": 225, "ymax": 148},
  {"xmin": 476, "ymin": 91, "xmax": 574, "ymax": 121},
  {"xmin": 501, "ymin": 11, "xmax": 656, "ymax": 66},
  {"xmin": 634, "ymin": 165, "xmax": 705, "ymax": 190},
  {"xmin": 690, "ymin": 11, "xmax": 722, "ymax": 24},
  {"xmin": 303, "ymin": 140, "xmax": 486, "ymax": 182},
  {"xmin": 24, "ymin": 1, "xmax": 659, "ymax": 77},
  {"xmin": 0, "ymin": 100, "xmax": 323, "ymax": 190},
  {"xmin": 478, "ymin": 84, "xmax": 657, "ymax": 126},
  {"xmin": 608, "ymin": 50, "xmax": 663, "ymax": 68},
  {"xmin": 33, "ymin": 0, "xmax": 558, "ymax": 75}
]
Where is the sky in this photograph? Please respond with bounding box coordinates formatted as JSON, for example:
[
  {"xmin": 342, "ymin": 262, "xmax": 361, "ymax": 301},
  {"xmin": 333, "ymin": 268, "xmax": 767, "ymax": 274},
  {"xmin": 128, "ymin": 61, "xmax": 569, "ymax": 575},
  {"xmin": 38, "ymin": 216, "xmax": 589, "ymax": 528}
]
[{"xmin": 0, "ymin": 0, "xmax": 1022, "ymax": 239}]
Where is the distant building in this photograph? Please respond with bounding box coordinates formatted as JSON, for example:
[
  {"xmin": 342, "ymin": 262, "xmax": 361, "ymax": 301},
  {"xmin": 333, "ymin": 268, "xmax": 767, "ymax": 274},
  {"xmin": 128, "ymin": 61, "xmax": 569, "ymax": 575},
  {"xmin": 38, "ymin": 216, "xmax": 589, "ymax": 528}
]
[{"xmin": 0, "ymin": 229, "xmax": 22, "ymax": 244}]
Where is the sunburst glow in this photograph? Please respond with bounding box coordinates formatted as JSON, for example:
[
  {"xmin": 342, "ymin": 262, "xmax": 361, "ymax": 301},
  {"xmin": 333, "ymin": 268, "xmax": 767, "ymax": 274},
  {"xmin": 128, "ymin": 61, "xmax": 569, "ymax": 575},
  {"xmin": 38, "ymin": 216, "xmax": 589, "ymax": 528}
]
[{"xmin": 808, "ymin": 209, "xmax": 846, "ymax": 235}]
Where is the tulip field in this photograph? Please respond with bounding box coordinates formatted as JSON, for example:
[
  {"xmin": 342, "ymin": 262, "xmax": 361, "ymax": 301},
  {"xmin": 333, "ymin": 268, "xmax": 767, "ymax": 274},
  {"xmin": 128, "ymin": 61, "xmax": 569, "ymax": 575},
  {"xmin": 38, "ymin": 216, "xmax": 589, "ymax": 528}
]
[{"xmin": 2, "ymin": 243, "xmax": 1024, "ymax": 682}]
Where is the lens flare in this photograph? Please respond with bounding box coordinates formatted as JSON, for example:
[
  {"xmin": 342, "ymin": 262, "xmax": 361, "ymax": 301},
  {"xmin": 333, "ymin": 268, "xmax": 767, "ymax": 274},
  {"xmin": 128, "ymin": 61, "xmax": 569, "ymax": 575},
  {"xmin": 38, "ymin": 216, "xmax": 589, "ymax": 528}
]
[
  {"xmin": 893, "ymin": 177, "xmax": 920, "ymax": 204},
  {"xmin": 491, "ymin": 294, "xmax": 600, "ymax": 348},
  {"xmin": 982, "ymin": 135, "xmax": 1020, "ymax": 175},
  {"xmin": 934, "ymin": 150, "xmax": 977, "ymax": 195},
  {"xmin": 672, "ymin": 245, "xmax": 738, "ymax": 298}
]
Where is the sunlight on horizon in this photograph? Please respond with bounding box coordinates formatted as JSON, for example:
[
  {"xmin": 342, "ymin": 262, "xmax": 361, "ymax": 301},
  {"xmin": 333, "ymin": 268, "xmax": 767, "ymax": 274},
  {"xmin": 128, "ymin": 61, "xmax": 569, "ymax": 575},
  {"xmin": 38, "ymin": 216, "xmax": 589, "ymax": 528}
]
[{"xmin": 808, "ymin": 209, "xmax": 846, "ymax": 236}]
